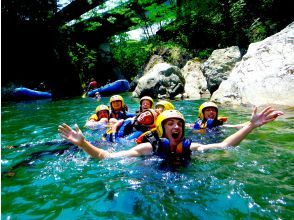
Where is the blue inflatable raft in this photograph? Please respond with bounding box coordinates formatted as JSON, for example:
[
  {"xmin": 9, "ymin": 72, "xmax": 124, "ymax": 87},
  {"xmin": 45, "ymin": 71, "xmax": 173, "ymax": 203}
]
[
  {"xmin": 13, "ymin": 87, "xmax": 52, "ymax": 100},
  {"xmin": 87, "ymin": 79, "xmax": 130, "ymax": 97}
]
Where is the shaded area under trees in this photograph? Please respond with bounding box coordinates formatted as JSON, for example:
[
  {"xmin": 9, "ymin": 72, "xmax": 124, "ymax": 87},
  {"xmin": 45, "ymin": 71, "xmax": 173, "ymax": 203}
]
[{"xmin": 2, "ymin": 0, "xmax": 293, "ymax": 100}]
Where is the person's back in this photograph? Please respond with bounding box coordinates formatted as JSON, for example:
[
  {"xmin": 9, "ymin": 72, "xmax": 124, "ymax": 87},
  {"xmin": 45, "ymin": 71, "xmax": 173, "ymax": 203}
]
[{"xmin": 87, "ymin": 78, "xmax": 98, "ymax": 92}]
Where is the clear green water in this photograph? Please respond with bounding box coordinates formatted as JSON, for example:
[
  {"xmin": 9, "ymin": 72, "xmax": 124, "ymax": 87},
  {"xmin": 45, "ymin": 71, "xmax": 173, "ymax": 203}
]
[{"xmin": 2, "ymin": 93, "xmax": 294, "ymax": 219}]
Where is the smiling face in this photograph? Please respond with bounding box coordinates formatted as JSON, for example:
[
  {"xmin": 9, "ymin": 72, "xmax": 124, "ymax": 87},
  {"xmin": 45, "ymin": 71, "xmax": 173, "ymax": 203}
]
[
  {"xmin": 141, "ymin": 100, "xmax": 152, "ymax": 111},
  {"xmin": 203, "ymin": 107, "xmax": 217, "ymax": 120},
  {"xmin": 111, "ymin": 100, "xmax": 122, "ymax": 111},
  {"xmin": 163, "ymin": 118, "xmax": 183, "ymax": 147},
  {"xmin": 98, "ymin": 110, "xmax": 109, "ymax": 120}
]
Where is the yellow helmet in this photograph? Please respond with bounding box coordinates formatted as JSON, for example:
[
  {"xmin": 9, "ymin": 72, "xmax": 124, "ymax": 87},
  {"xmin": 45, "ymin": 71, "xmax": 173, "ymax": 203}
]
[
  {"xmin": 155, "ymin": 100, "xmax": 175, "ymax": 111},
  {"xmin": 140, "ymin": 96, "xmax": 154, "ymax": 107},
  {"xmin": 198, "ymin": 101, "xmax": 218, "ymax": 120},
  {"xmin": 95, "ymin": 104, "xmax": 109, "ymax": 113},
  {"xmin": 110, "ymin": 95, "xmax": 125, "ymax": 108},
  {"xmin": 156, "ymin": 110, "xmax": 185, "ymax": 137}
]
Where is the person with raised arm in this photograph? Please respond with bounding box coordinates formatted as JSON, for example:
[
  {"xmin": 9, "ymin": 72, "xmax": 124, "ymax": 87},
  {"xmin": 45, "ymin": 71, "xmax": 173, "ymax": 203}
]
[{"xmin": 58, "ymin": 106, "xmax": 283, "ymax": 166}]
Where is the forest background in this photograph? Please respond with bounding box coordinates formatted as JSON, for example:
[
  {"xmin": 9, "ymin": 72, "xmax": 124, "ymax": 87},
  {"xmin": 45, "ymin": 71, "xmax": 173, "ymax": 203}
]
[{"xmin": 2, "ymin": 0, "xmax": 293, "ymax": 99}]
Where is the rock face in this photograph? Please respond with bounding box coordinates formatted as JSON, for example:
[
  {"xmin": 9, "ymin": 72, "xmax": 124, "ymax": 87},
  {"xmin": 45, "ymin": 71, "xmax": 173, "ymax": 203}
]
[
  {"xmin": 211, "ymin": 22, "xmax": 294, "ymax": 106},
  {"xmin": 181, "ymin": 58, "xmax": 210, "ymax": 99},
  {"xmin": 129, "ymin": 55, "xmax": 164, "ymax": 90},
  {"xmin": 132, "ymin": 63, "xmax": 185, "ymax": 99},
  {"xmin": 201, "ymin": 46, "xmax": 242, "ymax": 94}
]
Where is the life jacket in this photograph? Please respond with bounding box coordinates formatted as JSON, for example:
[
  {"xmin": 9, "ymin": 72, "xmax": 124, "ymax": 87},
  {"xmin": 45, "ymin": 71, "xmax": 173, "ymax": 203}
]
[
  {"xmin": 136, "ymin": 128, "xmax": 157, "ymax": 144},
  {"xmin": 103, "ymin": 118, "xmax": 134, "ymax": 142},
  {"xmin": 110, "ymin": 111, "xmax": 127, "ymax": 120},
  {"xmin": 193, "ymin": 117, "xmax": 227, "ymax": 130},
  {"xmin": 137, "ymin": 129, "xmax": 191, "ymax": 166},
  {"xmin": 153, "ymin": 138, "xmax": 192, "ymax": 167},
  {"xmin": 103, "ymin": 118, "xmax": 149, "ymax": 142},
  {"xmin": 89, "ymin": 81, "xmax": 97, "ymax": 89},
  {"xmin": 110, "ymin": 109, "xmax": 136, "ymax": 120},
  {"xmin": 117, "ymin": 118, "xmax": 135, "ymax": 138}
]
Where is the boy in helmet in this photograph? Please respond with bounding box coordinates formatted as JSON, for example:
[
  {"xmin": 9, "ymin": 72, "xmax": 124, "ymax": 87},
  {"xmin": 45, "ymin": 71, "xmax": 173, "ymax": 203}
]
[
  {"xmin": 59, "ymin": 106, "xmax": 283, "ymax": 166},
  {"xmin": 136, "ymin": 96, "xmax": 154, "ymax": 114}
]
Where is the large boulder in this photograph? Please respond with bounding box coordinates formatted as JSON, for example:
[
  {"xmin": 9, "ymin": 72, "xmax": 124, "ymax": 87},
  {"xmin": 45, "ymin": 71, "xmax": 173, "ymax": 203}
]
[
  {"xmin": 211, "ymin": 22, "xmax": 294, "ymax": 106},
  {"xmin": 181, "ymin": 58, "xmax": 210, "ymax": 99},
  {"xmin": 129, "ymin": 55, "xmax": 165, "ymax": 90},
  {"xmin": 132, "ymin": 63, "xmax": 185, "ymax": 99},
  {"xmin": 201, "ymin": 46, "xmax": 242, "ymax": 94}
]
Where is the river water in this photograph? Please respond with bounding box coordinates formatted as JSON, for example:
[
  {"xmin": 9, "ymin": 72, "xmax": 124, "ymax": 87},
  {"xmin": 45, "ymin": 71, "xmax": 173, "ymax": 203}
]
[{"xmin": 1, "ymin": 93, "xmax": 294, "ymax": 219}]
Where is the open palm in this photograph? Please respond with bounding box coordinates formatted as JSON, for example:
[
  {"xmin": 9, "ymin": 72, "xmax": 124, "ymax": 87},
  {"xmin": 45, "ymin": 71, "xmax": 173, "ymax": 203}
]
[
  {"xmin": 58, "ymin": 123, "xmax": 85, "ymax": 146},
  {"xmin": 250, "ymin": 106, "xmax": 284, "ymax": 127}
]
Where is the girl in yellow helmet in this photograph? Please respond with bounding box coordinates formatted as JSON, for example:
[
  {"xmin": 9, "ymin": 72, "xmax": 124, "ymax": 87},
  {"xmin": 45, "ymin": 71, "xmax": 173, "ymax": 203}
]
[
  {"xmin": 192, "ymin": 101, "xmax": 227, "ymax": 132},
  {"xmin": 155, "ymin": 100, "xmax": 175, "ymax": 113},
  {"xmin": 109, "ymin": 95, "xmax": 136, "ymax": 120},
  {"xmin": 59, "ymin": 106, "xmax": 283, "ymax": 167},
  {"xmin": 84, "ymin": 104, "xmax": 113, "ymax": 130},
  {"xmin": 192, "ymin": 101, "xmax": 250, "ymax": 133}
]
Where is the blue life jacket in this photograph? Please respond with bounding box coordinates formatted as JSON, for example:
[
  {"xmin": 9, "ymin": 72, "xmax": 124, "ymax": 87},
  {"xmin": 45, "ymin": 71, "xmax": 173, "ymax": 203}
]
[
  {"xmin": 110, "ymin": 111, "xmax": 126, "ymax": 120},
  {"xmin": 124, "ymin": 130, "xmax": 143, "ymax": 140},
  {"xmin": 110, "ymin": 110, "xmax": 135, "ymax": 120},
  {"xmin": 104, "ymin": 118, "xmax": 133, "ymax": 142},
  {"xmin": 104, "ymin": 118, "xmax": 144, "ymax": 142},
  {"xmin": 193, "ymin": 118, "xmax": 222, "ymax": 130},
  {"xmin": 117, "ymin": 118, "xmax": 134, "ymax": 138},
  {"xmin": 152, "ymin": 138, "xmax": 192, "ymax": 167}
]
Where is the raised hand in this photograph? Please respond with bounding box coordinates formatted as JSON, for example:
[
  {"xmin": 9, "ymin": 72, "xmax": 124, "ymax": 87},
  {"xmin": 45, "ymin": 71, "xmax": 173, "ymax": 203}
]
[
  {"xmin": 250, "ymin": 106, "xmax": 284, "ymax": 127},
  {"xmin": 58, "ymin": 123, "xmax": 85, "ymax": 146}
]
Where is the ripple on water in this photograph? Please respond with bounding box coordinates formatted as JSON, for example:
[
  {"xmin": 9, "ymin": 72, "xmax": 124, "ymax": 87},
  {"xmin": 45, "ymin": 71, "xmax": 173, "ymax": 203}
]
[{"xmin": 1, "ymin": 98, "xmax": 293, "ymax": 219}]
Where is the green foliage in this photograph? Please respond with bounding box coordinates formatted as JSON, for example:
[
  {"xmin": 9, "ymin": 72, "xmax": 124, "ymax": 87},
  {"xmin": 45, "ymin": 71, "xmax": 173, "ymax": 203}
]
[
  {"xmin": 197, "ymin": 49, "xmax": 213, "ymax": 59},
  {"xmin": 84, "ymin": 21, "xmax": 102, "ymax": 31},
  {"xmin": 107, "ymin": 16, "xmax": 117, "ymax": 24},
  {"xmin": 230, "ymin": 0, "xmax": 246, "ymax": 25},
  {"xmin": 68, "ymin": 43, "xmax": 97, "ymax": 83},
  {"xmin": 110, "ymin": 34, "xmax": 152, "ymax": 80},
  {"xmin": 247, "ymin": 19, "xmax": 268, "ymax": 43}
]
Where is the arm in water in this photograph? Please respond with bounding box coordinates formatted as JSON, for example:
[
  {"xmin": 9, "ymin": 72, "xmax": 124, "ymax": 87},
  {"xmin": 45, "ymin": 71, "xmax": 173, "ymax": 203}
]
[
  {"xmin": 191, "ymin": 106, "xmax": 284, "ymax": 151},
  {"xmin": 58, "ymin": 124, "xmax": 152, "ymax": 159}
]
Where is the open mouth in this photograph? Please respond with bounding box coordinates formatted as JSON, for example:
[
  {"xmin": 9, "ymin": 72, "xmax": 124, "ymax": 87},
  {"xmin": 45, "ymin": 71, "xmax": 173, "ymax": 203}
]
[{"xmin": 171, "ymin": 132, "xmax": 180, "ymax": 139}]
